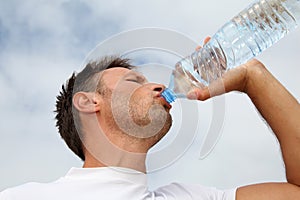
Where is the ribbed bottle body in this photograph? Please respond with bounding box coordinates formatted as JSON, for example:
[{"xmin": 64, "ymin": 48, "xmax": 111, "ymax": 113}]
[{"xmin": 165, "ymin": 0, "xmax": 300, "ymax": 102}]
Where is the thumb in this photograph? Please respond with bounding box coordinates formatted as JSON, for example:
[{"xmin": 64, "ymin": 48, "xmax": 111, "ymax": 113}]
[
  {"xmin": 187, "ymin": 86, "xmax": 212, "ymax": 101},
  {"xmin": 186, "ymin": 74, "xmax": 229, "ymax": 101}
]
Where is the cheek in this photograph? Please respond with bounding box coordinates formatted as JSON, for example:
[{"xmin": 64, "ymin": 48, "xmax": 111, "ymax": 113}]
[
  {"xmin": 109, "ymin": 85, "xmax": 171, "ymax": 138},
  {"xmin": 110, "ymin": 84, "xmax": 152, "ymax": 118},
  {"xmin": 110, "ymin": 83, "xmax": 141, "ymax": 107},
  {"xmin": 129, "ymin": 88, "xmax": 153, "ymax": 114}
]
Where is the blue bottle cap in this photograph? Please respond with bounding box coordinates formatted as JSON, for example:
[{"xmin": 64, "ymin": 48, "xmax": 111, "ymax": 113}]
[{"xmin": 161, "ymin": 88, "xmax": 177, "ymax": 103}]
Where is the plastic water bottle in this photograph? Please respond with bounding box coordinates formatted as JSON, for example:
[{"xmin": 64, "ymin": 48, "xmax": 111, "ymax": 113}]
[{"xmin": 161, "ymin": 0, "xmax": 300, "ymax": 103}]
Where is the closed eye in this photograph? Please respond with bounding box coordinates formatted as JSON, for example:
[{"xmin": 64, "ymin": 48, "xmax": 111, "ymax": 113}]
[
  {"xmin": 124, "ymin": 71, "xmax": 147, "ymax": 84},
  {"xmin": 126, "ymin": 79, "xmax": 139, "ymax": 83}
]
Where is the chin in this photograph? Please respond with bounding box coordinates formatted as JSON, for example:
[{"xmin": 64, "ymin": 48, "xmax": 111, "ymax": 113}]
[{"xmin": 152, "ymin": 113, "xmax": 172, "ymax": 144}]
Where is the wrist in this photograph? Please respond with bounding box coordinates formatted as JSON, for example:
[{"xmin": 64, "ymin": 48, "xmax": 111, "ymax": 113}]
[{"xmin": 243, "ymin": 59, "xmax": 268, "ymax": 96}]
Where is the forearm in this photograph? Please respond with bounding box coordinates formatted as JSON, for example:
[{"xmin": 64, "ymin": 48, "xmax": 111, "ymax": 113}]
[{"xmin": 245, "ymin": 64, "xmax": 300, "ymax": 186}]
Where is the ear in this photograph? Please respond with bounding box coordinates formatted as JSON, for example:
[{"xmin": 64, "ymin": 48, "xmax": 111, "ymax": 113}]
[{"xmin": 73, "ymin": 92, "xmax": 102, "ymax": 113}]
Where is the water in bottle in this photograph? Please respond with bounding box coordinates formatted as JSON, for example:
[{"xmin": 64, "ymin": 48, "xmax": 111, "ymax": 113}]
[{"xmin": 161, "ymin": 0, "xmax": 300, "ymax": 103}]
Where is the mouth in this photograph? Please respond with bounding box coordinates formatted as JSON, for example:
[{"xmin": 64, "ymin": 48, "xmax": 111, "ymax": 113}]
[{"xmin": 158, "ymin": 96, "xmax": 172, "ymax": 111}]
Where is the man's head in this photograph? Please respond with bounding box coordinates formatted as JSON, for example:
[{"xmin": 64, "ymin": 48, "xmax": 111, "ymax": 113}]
[{"xmin": 55, "ymin": 56, "xmax": 172, "ymax": 162}]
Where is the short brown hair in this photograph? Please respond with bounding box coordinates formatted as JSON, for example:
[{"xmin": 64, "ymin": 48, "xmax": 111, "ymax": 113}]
[{"xmin": 54, "ymin": 56, "xmax": 133, "ymax": 161}]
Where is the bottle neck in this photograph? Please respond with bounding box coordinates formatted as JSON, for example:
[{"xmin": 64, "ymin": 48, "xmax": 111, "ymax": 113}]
[{"xmin": 161, "ymin": 88, "xmax": 177, "ymax": 103}]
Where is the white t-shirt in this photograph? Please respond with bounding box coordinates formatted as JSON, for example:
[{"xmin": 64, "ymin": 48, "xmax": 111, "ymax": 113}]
[{"xmin": 0, "ymin": 167, "xmax": 236, "ymax": 200}]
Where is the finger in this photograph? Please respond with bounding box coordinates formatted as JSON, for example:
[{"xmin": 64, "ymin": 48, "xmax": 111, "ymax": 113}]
[
  {"xmin": 187, "ymin": 87, "xmax": 211, "ymax": 101},
  {"xmin": 190, "ymin": 66, "xmax": 247, "ymax": 101},
  {"xmin": 195, "ymin": 37, "xmax": 211, "ymax": 51},
  {"xmin": 195, "ymin": 45, "xmax": 202, "ymax": 51},
  {"xmin": 186, "ymin": 72, "xmax": 226, "ymax": 101},
  {"xmin": 204, "ymin": 37, "xmax": 211, "ymax": 44}
]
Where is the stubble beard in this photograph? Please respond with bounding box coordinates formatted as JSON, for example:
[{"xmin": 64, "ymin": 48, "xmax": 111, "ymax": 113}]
[{"xmin": 108, "ymin": 91, "xmax": 172, "ymax": 141}]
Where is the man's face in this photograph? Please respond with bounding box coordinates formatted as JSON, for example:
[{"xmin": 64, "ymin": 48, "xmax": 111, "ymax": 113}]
[{"xmin": 99, "ymin": 67, "xmax": 172, "ymax": 142}]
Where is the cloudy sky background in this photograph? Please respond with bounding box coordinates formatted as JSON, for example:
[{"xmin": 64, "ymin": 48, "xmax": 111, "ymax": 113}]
[{"xmin": 0, "ymin": 0, "xmax": 299, "ymax": 192}]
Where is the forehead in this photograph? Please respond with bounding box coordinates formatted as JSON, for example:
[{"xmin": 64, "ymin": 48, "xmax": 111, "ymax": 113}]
[{"xmin": 102, "ymin": 67, "xmax": 131, "ymax": 79}]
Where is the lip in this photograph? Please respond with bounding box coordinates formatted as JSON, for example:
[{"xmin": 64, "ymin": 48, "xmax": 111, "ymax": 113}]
[{"xmin": 158, "ymin": 96, "xmax": 172, "ymax": 110}]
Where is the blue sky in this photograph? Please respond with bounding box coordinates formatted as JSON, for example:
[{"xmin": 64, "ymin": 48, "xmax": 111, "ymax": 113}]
[{"xmin": 0, "ymin": 0, "xmax": 299, "ymax": 191}]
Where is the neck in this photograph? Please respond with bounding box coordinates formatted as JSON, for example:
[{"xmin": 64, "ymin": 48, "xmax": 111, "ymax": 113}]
[
  {"xmin": 83, "ymin": 149, "xmax": 147, "ymax": 173},
  {"xmin": 80, "ymin": 114, "xmax": 155, "ymax": 173}
]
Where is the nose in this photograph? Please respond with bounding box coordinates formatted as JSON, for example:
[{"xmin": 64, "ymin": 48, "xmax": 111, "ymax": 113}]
[{"xmin": 147, "ymin": 83, "xmax": 165, "ymax": 94}]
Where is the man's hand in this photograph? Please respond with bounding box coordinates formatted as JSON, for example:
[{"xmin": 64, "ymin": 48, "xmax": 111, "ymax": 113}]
[
  {"xmin": 186, "ymin": 59, "xmax": 265, "ymax": 101},
  {"xmin": 186, "ymin": 37, "xmax": 266, "ymax": 101}
]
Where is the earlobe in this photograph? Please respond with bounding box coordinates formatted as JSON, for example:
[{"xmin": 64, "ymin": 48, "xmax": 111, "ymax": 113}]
[{"xmin": 73, "ymin": 92, "xmax": 101, "ymax": 113}]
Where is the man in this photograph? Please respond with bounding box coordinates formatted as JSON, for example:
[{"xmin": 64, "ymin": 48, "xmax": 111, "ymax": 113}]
[{"xmin": 0, "ymin": 54, "xmax": 299, "ymax": 199}]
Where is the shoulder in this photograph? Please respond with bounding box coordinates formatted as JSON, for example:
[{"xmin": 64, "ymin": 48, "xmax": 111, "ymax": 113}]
[
  {"xmin": 153, "ymin": 182, "xmax": 236, "ymax": 200},
  {"xmin": 0, "ymin": 179, "xmax": 63, "ymax": 200},
  {"xmin": 0, "ymin": 182, "xmax": 38, "ymax": 200}
]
